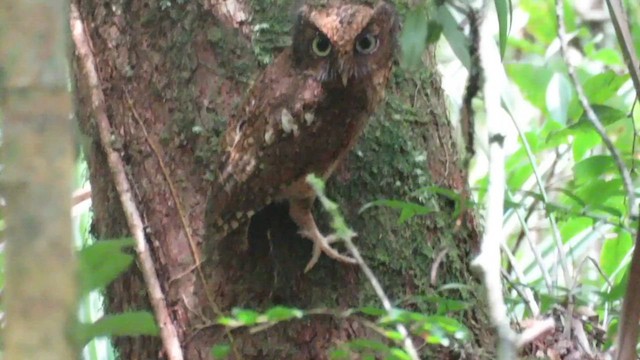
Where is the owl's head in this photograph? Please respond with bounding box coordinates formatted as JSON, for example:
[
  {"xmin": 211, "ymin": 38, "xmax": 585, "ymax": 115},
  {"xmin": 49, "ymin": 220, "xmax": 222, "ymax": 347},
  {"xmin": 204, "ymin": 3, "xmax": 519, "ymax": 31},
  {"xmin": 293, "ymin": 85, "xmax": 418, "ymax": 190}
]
[{"xmin": 292, "ymin": 1, "xmax": 399, "ymax": 86}]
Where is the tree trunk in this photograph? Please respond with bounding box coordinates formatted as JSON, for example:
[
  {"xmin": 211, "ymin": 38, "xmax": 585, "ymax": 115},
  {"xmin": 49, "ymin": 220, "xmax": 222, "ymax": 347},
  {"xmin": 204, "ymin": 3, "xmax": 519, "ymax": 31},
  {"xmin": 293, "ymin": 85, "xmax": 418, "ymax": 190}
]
[
  {"xmin": 2, "ymin": 1, "xmax": 78, "ymax": 359},
  {"xmin": 74, "ymin": 0, "xmax": 492, "ymax": 359}
]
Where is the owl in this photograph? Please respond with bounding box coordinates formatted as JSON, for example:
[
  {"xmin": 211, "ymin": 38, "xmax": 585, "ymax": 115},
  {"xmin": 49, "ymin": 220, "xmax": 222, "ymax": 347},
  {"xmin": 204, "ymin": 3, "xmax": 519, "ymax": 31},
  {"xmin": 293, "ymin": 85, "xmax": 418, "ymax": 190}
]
[{"xmin": 206, "ymin": 0, "xmax": 399, "ymax": 272}]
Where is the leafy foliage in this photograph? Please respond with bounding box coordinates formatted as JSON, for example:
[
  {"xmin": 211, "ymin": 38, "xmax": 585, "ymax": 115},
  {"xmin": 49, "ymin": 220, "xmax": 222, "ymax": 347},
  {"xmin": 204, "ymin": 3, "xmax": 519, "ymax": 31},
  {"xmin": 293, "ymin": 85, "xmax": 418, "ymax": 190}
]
[
  {"xmin": 78, "ymin": 238, "xmax": 135, "ymax": 296},
  {"xmin": 76, "ymin": 312, "xmax": 159, "ymax": 348},
  {"xmin": 396, "ymin": 0, "xmax": 639, "ymax": 355}
]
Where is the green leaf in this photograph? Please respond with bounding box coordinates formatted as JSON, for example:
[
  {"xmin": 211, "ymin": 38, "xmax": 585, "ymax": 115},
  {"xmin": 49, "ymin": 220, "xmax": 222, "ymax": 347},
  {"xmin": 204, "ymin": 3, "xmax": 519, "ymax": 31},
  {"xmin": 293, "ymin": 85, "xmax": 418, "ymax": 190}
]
[
  {"xmin": 437, "ymin": 5, "xmax": 470, "ymax": 68},
  {"xmin": 494, "ymin": 0, "xmax": 512, "ymax": 57},
  {"xmin": 520, "ymin": 0, "xmax": 556, "ymax": 44},
  {"xmin": 400, "ymin": 6, "xmax": 428, "ymax": 70},
  {"xmin": 426, "ymin": 20, "xmax": 443, "ymax": 45},
  {"xmin": 384, "ymin": 330, "xmax": 404, "ymax": 341},
  {"xmin": 78, "ymin": 238, "xmax": 135, "ymax": 296},
  {"xmin": 387, "ymin": 348, "xmax": 412, "ymax": 360},
  {"xmin": 330, "ymin": 348, "xmax": 351, "ymax": 359},
  {"xmin": 348, "ymin": 339, "xmax": 389, "ymax": 352},
  {"xmin": 602, "ymin": 270, "xmax": 629, "ymax": 302},
  {"xmin": 571, "ymin": 105, "xmax": 627, "ymax": 130},
  {"xmin": 265, "ymin": 306, "xmax": 303, "ymax": 322},
  {"xmin": 600, "ymin": 231, "xmax": 632, "ymax": 280},
  {"xmin": 77, "ymin": 311, "xmax": 158, "ymax": 347},
  {"xmin": 547, "ymin": 105, "xmax": 626, "ymax": 149},
  {"xmin": 558, "ymin": 217, "xmax": 591, "ymax": 241},
  {"xmin": 211, "ymin": 344, "xmax": 231, "ymax": 359},
  {"xmin": 546, "ymin": 72, "xmax": 572, "ymax": 124},
  {"xmin": 582, "ymin": 71, "xmax": 629, "ymax": 104},
  {"xmin": 573, "ymin": 155, "xmax": 617, "ymax": 181},
  {"xmin": 574, "ymin": 179, "xmax": 625, "ymax": 215},
  {"xmin": 360, "ymin": 199, "xmax": 434, "ymax": 224},
  {"xmin": 357, "ymin": 306, "xmax": 386, "ymax": 317},
  {"xmin": 507, "ymin": 63, "xmax": 554, "ymax": 110},
  {"xmin": 571, "ymin": 130, "xmax": 600, "ymax": 161},
  {"xmin": 231, "ymin": 308, "xmax": 260, "ymax": 326}
]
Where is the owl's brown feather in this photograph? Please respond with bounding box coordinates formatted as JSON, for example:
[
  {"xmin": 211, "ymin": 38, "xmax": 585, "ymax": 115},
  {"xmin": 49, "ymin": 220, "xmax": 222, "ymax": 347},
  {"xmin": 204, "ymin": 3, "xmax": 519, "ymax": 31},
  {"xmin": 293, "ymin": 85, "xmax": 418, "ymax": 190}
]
[{"xmin": 206, "ymin": 1, "xmax": 399, "ymax": 270}]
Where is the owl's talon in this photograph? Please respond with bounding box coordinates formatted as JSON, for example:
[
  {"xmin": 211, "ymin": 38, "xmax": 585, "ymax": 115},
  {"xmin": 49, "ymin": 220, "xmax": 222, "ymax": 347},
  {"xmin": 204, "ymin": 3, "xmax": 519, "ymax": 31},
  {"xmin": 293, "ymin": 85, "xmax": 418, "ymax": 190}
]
[{"xmin": 301, "ymin": 231, "xmax": 357, "ymax": 273}]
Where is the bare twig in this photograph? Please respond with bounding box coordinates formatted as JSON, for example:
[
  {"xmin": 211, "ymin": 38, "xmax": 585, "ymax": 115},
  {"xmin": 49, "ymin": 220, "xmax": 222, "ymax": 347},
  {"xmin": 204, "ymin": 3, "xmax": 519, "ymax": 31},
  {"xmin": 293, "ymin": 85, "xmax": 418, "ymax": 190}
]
[
  {"xmin": 605, "ymin": 0, "xmax": 640, "ymax": 104},
  {"xmin": 72, "ymin": 186, "xmax": 92, "ymax": 206},
  {"xmin": 70, "ymin": 5, "xmax": 184, "ymax": 360},
  {"xmin": 504, "ymin": 106, "xmax": 571, "ymax": 292},
  {"xmin": 601, "ymin": 2, "xmax": 640, "ymax": 359},
  {"xmin": 500, "ymin": 244, "xmax": 540, "ymax": 316},
  {"xmin": 469, "ymin": 6, "xmax": 517, "ymax": 358},
  {"xmin": 554, "ymin": 0, "xmax": 636, "ymax": 219},
  {"xmin": 342, "ymin": 240, "xmax": 420, "ymax": 360},
  {"xmin": 307, "ymin": 175, "xmax": 420, "ymax": 360},
  {"xmin": 506, "ymin": 191, "xmax": 553, "ymax": 294},
  {"xmin": 471, "ymin": 6, "xmax": 555, "ymax": 356},
  {"xmin": 515, "ymin": 318, "xmax": 556, "ymax": 349}
]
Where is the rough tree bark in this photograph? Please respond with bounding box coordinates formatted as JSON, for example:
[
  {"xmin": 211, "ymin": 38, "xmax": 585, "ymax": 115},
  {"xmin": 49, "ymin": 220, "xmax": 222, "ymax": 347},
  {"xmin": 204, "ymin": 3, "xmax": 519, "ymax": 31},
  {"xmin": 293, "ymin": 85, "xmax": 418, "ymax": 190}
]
[{"xmin": 74, "ymin": 0, "xmax": 493, "ymax": 359}]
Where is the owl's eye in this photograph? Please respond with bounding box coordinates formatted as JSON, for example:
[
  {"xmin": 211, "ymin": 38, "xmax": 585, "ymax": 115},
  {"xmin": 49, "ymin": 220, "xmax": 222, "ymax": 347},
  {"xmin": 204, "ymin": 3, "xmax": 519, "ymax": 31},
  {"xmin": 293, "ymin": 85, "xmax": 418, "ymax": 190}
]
[
  {"xmin": 312, "ymin": 34, "xmax": 332, "ymax": 57},
  {"xmin": 355, "ymin": 34, "xmax": 379, "ymax": 54}
]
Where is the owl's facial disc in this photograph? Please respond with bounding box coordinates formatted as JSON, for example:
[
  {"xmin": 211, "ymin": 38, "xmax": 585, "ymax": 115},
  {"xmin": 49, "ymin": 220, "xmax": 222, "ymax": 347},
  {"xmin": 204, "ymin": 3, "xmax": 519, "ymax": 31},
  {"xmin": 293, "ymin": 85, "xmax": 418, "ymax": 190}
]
[{"xmin": 294, "ymin": 1, "xmax": 398, "ymax": 86}]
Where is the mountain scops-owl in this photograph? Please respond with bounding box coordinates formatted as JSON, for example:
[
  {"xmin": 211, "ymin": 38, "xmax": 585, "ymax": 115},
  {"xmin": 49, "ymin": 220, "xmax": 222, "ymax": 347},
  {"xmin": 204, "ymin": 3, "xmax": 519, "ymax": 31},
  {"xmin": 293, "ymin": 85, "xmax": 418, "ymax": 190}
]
[{"xmin": 206, "ymin": 0, "xmax": 399, "ymax": 272}]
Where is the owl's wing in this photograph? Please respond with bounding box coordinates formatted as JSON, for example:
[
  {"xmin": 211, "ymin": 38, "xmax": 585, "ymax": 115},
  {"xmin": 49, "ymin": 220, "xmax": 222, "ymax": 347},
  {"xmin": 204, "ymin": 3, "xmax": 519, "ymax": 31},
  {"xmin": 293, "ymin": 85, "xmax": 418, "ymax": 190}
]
[{"xmin": 207, "ymin": 49, "xmax": 327, "ymax": 238}]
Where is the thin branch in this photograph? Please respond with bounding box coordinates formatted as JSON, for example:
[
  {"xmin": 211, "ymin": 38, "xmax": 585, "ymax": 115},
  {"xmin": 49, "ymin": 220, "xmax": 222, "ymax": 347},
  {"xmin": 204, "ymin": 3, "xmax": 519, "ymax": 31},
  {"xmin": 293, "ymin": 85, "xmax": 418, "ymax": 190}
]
[
  {"xmin": 342, "ymin": 240, "xmax": 420, "ymax": 360},
  {"xmin": 605, "ymin": 0, "xmax": 640, "ymax": 105},
  {"xmin": 70, "ymin": 5, "xmax": 184, "ymax": 360},
  {"xmin": 504, "ymin": 106, "xmax": 571, "ymax": 291},
  {"xmin": 506, "ymin": 191, "xmax": 553, "ymax": 294},
  {"xmin": 469, "ymin": 6, "xmax": 517, "ymax": 358},
  {"xmin": 555, "ymin": 0, "xmax": 636, "ymax": 219},
  {"xmin": 307, "ymin": 175, "xmax": 420, "ymax": 360},
  {"xmin": 472, "ymin": 7, "xmax": 556, "ymax": 356},
  {"xmin": 500, "ymin": 243, "xmax": 540, "ymax": 316}
]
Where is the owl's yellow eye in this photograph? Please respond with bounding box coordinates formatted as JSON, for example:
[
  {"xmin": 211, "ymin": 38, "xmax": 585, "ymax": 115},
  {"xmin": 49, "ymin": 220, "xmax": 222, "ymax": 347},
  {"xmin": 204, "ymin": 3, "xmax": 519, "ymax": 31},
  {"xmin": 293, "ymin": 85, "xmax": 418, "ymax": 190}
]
[
  {"xmin": 312, "ymin": 34, "xmax": 332, "ymax": 57},
  {"xmin": 355, "ymin": 34, "xmax": 378, "ymax": 54}
]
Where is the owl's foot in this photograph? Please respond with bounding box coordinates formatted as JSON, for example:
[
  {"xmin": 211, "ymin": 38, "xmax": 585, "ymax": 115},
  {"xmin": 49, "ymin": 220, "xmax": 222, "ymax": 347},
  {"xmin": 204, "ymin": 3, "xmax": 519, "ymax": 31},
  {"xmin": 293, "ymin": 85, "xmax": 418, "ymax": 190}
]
[
  {"xmin": 300, "ymin": 230, "xmax": 357, "ymax": 273},
  {"xmin": 289, "ymin": 198, "xmax": 357, "ymax": 272}
]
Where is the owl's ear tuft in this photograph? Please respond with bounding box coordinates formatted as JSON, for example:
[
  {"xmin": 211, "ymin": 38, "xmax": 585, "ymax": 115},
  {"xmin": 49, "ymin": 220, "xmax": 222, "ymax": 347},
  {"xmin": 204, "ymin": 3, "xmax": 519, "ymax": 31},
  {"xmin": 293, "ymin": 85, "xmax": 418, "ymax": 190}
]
[
  {"xmin": 371, "ymin": 1, "xmax": 399, "ymax": 30},
  {"xmin": 291, "ymin": 12, "xmax": 315, "ymax": 66}
]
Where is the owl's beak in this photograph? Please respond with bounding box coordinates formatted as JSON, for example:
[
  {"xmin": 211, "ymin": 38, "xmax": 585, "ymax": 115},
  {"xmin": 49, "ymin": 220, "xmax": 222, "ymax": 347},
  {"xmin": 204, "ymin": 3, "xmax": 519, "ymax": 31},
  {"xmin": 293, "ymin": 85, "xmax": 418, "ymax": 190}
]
[{"xmin": 341, "ymin": 72, "xmax": 349, "ymax": 87}]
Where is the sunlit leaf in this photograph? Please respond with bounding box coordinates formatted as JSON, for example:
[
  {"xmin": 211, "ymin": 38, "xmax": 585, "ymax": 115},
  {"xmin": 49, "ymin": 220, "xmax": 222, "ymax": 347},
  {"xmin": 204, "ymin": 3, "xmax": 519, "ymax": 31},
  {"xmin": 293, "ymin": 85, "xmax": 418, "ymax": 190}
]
[
  {"xmin": 400, "ymin": 6, "xmax": 428, "ymax": 70},
  {"xmin": 330, "ymin": 348, "xmax": 350, "ymax": 359},
  {"xmin": 573, "ymin": 155, "xmax": 617, "ymax": 181},
  {"xmin": 358, "ymin": 306, "xmax": 386, "ymax": 317},
  {"xmin": 211, "ymin": 344, "xmax": 231, "ymax": 359},
  {"xmin": 546, "ymin": 72, "xmax": 572, "ymax": 124},
  {"xmin": 494, "ymin": 0, "xmax": 512, "ymax": 57},
  {"xmin": 348, "ymin": 339, "xmax": 389, "ymax": 352},
  {"xmin": 507, "ymin": 63, "xmax": 554, "ymax": 110},
  {"xmin": 265, "ymin": 306, "xmax": 304, "ymax": 322},
  {"xmin": 78, "ymin": 238, "xmax": 135, "ymax": 296},
  {"xmin": 77, "ymin": 311, "xmax": 158, "ymax": 347},
  {"xmin": 582, "ymin": 71, "xmax": 629, "ymax": 104},
  {"xmin": 387, "ymin": 348, "xmax": 412, "ymax": 360},
  {"xmin": 232, "ymin": 308, "xmax": 260, "ymax": 326},
  {"xmin": 360, "ymin": 199, "xmax": 434, "ymax": 224},
  {"xmin": 437, "ymin": 5, "xmax": 470, "ymax": 68},
  {"xmin": 600, "ymin": 231, "xmax": 632, "ymax": 281}
]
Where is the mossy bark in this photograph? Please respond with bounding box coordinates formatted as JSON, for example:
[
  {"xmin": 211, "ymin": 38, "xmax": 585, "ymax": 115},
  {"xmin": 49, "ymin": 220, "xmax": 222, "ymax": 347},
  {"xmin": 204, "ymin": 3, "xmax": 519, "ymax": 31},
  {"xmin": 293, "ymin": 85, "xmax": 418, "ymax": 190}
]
[{"xmin": 74, "ymin": 0, "xmax": 493, "ymax": 359}]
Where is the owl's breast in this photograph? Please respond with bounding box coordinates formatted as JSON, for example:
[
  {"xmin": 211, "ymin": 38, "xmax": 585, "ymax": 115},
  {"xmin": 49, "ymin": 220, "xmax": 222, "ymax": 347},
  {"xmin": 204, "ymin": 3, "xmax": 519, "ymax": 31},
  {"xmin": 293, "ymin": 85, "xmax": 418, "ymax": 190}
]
[{"xmin": 288, "ymin": 78, "xmax": 382, "ymax": 177}]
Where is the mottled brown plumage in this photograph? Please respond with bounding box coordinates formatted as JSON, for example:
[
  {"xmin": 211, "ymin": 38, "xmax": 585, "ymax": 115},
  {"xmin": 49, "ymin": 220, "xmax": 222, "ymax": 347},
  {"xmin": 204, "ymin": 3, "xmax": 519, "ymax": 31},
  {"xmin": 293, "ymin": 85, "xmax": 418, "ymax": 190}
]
[{"xmin": 206, "ymin": 0, "xmax": 399, "ymax": 271}]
